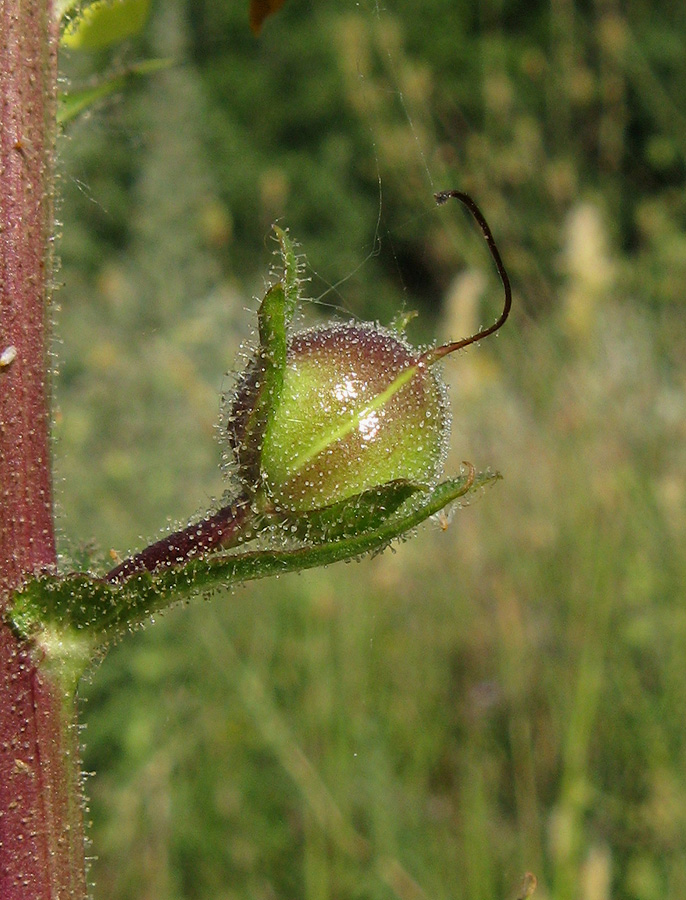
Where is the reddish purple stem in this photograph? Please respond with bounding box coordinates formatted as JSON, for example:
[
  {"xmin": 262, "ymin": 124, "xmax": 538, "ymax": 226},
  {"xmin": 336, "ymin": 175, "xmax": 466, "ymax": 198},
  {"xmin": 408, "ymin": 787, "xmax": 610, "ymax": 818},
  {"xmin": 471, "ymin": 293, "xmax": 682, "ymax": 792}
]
[
  {"xmin": 1, "ymin": 2, "xmax": 89, "ymax": 897},
  {"xmin": 105, "ymin": 496, "xmax": 254, "ymax": 583}
]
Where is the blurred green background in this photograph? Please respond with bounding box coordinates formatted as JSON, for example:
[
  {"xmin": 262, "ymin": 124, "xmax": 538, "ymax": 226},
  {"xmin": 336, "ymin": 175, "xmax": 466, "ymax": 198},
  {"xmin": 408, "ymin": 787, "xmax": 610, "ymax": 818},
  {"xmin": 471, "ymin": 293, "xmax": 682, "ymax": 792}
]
[{"xmin": 55, "ymin": 0, "xmax": 686, "ymax": 897}]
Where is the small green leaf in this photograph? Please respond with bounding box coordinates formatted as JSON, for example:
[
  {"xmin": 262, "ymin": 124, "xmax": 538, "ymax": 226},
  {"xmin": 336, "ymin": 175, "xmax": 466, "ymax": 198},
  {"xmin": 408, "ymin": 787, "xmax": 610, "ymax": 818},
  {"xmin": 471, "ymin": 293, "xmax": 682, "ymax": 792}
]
[
  {"xmin": 62, "ymin": 0, "xmax": 151, "ymax": 50},
  {"xmin": 58, "ymin": 59, "xmax": 173, "ymax": 126},
  {"xmin": 58, "ymin": 81, "xmax": 116, "ymax": 125}
]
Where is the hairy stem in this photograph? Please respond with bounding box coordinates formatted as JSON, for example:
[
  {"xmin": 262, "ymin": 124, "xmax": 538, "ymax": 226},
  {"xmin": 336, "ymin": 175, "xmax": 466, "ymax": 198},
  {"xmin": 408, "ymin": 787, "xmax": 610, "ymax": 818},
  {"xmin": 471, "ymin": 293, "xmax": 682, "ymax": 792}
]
[
  {"xmin": 105, "ymin": 495, "xmax": 255, "ymax": 583},
  {"xmin": 0, "ymin": 1, "xmax": 87, "ymax": 896}
]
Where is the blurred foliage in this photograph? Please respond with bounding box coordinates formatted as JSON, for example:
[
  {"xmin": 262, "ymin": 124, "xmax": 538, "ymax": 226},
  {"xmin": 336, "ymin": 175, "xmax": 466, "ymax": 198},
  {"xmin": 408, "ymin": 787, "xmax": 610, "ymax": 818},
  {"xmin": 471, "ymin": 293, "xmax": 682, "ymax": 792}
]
[{"xmin": 53, "ymin": 0, "xmax": 686, "ymax": 898}]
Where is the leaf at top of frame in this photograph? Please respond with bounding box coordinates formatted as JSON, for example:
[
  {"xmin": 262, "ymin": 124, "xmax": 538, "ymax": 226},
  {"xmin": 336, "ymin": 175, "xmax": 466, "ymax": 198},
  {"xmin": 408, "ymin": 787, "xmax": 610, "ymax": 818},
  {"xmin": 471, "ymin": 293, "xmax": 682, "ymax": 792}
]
[
  {"xmin": 62, "ymin": 0, "xmax": 151, "ymax": 50},
  {"xmin": 249, "ymin": 0, "xmax": 288, "ymax": 36}
]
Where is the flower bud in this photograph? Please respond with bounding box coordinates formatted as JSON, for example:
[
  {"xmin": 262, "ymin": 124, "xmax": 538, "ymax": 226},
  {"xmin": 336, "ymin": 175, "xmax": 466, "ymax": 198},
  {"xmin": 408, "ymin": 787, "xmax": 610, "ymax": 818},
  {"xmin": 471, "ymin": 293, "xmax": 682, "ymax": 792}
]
[
  {"xmin": 256, "ymin": 322, "xmax": 450, "ymax": 512},
  {"xmin": 228, "ymin": 190, "xmax": 510, "ymax": 525}
]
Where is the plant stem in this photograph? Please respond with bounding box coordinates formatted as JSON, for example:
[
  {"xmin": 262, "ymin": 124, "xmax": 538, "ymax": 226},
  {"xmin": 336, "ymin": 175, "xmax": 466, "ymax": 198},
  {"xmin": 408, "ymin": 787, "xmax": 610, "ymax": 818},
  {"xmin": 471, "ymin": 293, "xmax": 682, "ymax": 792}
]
[
  {"xmin": 105, "ymin": 495, "xmax": 255, "ymax": 582},
  {"xmin": 0, "ymin": 1, "xmax": 87, "ymax": 896}
]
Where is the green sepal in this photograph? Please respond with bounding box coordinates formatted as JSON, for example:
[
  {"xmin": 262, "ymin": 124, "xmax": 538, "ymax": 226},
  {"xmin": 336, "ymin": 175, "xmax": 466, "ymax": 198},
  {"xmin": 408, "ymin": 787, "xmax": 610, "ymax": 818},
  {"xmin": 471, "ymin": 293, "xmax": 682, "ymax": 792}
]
[
  {"xmin": 233, "ymin": 282, "xmax": 286, "ymax": 483},
  {"xmin": 271, "ymin": 225, "xmax": 300, "ymax": 318},
  {"xmin": 277, "ymin": 480, "xmax": 423, "ymax": 544},
  {"xmin": 8, "ymin": 470, "xmax": 498, "ymax": 651},
  {"xmin": 230, "ymin": 228, "xmax": 301, "ymax": 487}
]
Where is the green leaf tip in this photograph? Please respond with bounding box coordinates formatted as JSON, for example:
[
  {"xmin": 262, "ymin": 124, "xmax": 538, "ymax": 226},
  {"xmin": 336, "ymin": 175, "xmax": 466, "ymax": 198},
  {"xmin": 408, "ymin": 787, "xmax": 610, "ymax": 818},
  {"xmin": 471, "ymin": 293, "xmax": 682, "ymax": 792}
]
[{"xmin": 272, "ymin": 224, "xmax": 301, "ymax": 317}]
